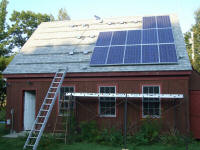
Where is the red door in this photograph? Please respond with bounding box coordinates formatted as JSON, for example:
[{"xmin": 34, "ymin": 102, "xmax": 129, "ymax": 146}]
[{"xmin": 190, "ymin": 91, "xmax": 200, "ymax": 139}]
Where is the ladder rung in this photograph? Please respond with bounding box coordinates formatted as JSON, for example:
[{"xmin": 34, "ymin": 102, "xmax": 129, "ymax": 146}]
[
  {"xmin": 55, "ymin": 77, "xmax": 62, "ymax": 78},
  {"xmin": 51, "ymin": 87, "xmax": 58, "ymax": 89},
  {"xmin": 38, "ymin": 116, "xmax": 46, "ymax": 118},
  {"xmin": 46, "ymin": 98, "xmax": 53, "ymax": 99},
  {"xmin": 34, "ymin": 130, "xmax": 40, "ymax": 132},
  {"xmin": 36, "ymin": 122, "xmax": 43, "ymax": 125},
  {"xmin": 48, "ymin": 92, "xmax": 55, "ymax": 94},
  {"xmin": 44, "ymin": 103, "xmax": 51, "ymax": 105},
  {"xmin": 27, "ymin": 144, "xmax": 34, "ymax": 147},
  {"xmin": 53, "ymin": 82, "xmax": 60, "ymax": 83},
  {"xmin": 41, "ymin": 109, "xmax": 48, "ymax": 112}
]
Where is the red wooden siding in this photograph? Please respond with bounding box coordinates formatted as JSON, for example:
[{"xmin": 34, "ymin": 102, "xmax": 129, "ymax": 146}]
[
  {"xmin": 190, "ymin": 91, "xmax": 200, "ymax": 139},
  {"xmin": 5, "ymin": 72, "xmax": 190, "ymax": 134}
]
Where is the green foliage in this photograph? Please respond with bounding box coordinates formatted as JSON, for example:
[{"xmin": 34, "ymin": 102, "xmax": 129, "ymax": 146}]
[
  {"xmin": 58, "ymin": 8, "xmax": 70, "ymax": 21},
  {"xmin": 160, "ymin": 129, "xmax": 185, "ymax": 145},
  {"xmin": 95, "ymin": 128, "xmax": 123, "ymax": 146},
  {"xmin": 0, "ymin": 55, "xmax": 14, "ymax": 109},
  {"xmin": 0, "ymin": 0, "xmax": 9, "ymax": 56},
  {"xmin": 79, "ymin": 121, "xmax": 98, "ymax": 142},
  {"xmin": 184, "ymin": 32, "xmax": 193, "ymax": 62},
  {"xmin": 0, "ymin": 124, "xmax": 200, "ymax": 150},
  {"xmin": 184, "ymin": 7, "xmax": 200, "ymax": 72},
  {"xmin": 39, "ymin": 134, "xmax": 57, "ymax": 149},
  {"xmin": 8, "ymin": 10, "xmax": 53, "ymax": 49},
  {"xmin": 130, "ymin": 118, "xmax": 161, "ymax": 145}
]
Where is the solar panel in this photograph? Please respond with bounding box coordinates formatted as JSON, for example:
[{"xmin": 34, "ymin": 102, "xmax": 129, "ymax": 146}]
[
  {"xmin": 156, "ymin": 16, "xmax": 171, "ymax": 28},
  {"xmin": 159, "ymin": 44, "xmax": 177, "ymax": 63},
  {"xmin": 90, "ymin": 15, "xmax": 178, "ymax": 66},
  {"xmin": 158, "ymin": 29, "xmax": 174, "ymax": 43},
  {"xmin": 106, "ymin": 46, "xmax": 124, "ymax": 64},
  {"xmin": 143, "ymin": 16, "xmax": 156, "ymax": 29},
  {"xmin": 111, "ymin": 31, "xmax": 127, "ymax": 45},
  {"xmin": 124, "ymin": 45, "xmax": 141, "ymax": 64},
  {"xmin": 96, "ymin": 32, "xmax": 112, "ymax": 46},
  {"xmin": 90, "ymin": 47, "xmax": 109, "ymax": 65},
  {"xmin": 142, "ymin": 29, "xmax": 157, "ymax": 44},
  {"xmin": 127, "ymin": 30, "xmax": 141, "ymax": 44},
  {"xmin": 142, "ymin": 45, "xmax": 159, "ymax": 63}
]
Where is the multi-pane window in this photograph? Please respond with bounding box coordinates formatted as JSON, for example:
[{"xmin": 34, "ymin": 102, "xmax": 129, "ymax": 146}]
[
  {"xmin": 59, "ymin": 86, "xmax": 74, "ymax": 115},
  {"xmin": 99, "ymin": 86, "xmax": 116, "ymax": 117},
  {"xmin": 142, "ymin": 86, "xmax": 160, "ymax": 117}
]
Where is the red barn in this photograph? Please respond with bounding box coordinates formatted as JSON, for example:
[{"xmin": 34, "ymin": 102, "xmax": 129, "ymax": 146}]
[{"xmin": 3, "ymin": 14, "xmax": 200, "ymax": 141}]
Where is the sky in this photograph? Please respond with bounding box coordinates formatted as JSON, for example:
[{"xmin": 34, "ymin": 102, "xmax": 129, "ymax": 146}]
[{"xmin": 6, "ymin": 0, "xmax": 200, "ymax": 33}]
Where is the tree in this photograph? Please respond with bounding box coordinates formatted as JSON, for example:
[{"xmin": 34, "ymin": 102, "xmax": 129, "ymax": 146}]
[
  {"xmin": 58, "ymin": 8, "xmax": 70, "ymax": 21},
  {"xmin": 0, "ymin": 0, "xmax": 9, "ymax": 56},
  {"xmin": 185, "ymin": 7, "xmax": 200, "ymax": 72},
  {"xmin": 0, "ymin": 56, "xmax": 14, "ymax": 110},
  {"xmin": 8, "ymin": 10, "xmax": 53, "ymax": 49}
]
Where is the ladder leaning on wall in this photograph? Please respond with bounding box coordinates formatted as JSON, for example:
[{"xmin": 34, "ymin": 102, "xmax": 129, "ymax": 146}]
[
  {"xmin": 23, "ymin": 68, "xmax": 68, "ymax": 150},
  {"xmin": 52, "ymin": 94, "xmax": 75, "ymax": 144}
]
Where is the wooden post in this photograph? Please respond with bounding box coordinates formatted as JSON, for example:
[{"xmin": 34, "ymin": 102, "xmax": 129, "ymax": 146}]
[
  {"xmin": 174, "ymin": 99, "xmax": 177, "ymax": 130},
  {"xmin": 123, "ymin": 96, "xmax": 128, "ymax": 150},
  {"xmin": 184, "ymin": 94, "xmax": 190, "ymax": 150}
]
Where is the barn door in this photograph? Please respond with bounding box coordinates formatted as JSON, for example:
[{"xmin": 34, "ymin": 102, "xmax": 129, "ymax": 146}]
[{"xmin": 24, "ymin": 91, "xmax": 36, "ymax": 130}]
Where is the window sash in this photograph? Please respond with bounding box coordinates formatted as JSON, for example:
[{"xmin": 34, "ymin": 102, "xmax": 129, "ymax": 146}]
[
  {"xmin": 99, "ymin": 86, "xmax": 116, "ymax": 117},
  {"xmin": 142, "ymin": 86, "xmax": 160, "ymax": 117},
  {"xmin": 59, "ymin": 86, "xmax": 75, "ymax": 115}
]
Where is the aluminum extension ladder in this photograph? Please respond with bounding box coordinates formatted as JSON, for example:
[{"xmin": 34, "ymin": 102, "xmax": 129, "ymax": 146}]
[{"xmin": 23, "ymin": 68, "xmax": 68, "ymax": 150}]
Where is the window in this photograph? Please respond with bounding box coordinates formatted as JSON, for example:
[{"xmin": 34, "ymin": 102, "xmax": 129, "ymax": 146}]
[
  {"xmin": 99, "ymin": 86, "xmax": 116, "ymax": 117},
  {"xmin": 142, "ymin": 86, "xmax": 160, "ymax": 117},
  {"xmin": 59, "ymin": 86, "xmax": 75, "ymax": 115}
]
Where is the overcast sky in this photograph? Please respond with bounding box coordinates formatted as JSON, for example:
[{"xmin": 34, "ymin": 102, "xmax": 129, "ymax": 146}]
[{"xmin": 6, "ymin": 0, "xmax": 200, "ymax": 33}]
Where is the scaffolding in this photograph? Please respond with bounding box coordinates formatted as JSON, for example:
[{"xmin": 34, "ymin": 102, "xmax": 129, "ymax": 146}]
[{"xmin": 65, "ymin": 92, "xmax": 186, "ymax": 149}]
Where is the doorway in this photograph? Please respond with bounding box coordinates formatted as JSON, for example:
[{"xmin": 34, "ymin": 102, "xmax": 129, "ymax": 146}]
[{"xmin": 23, "ymin": 90, "xmax": 36, "ymax": 130}]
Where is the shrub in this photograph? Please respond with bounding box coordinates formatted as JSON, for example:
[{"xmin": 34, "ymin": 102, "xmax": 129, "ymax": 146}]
[
  {"xmin": 160, "ymin": 128, "xmax": 194, "ymax": 146},
  {"xmin": 79, "ymin": 120, "xmax": 99, "ymax": 142},
  {"xmin": 130, "ymin": 117, "xmax": 161, "ymax": 145},
  {"xmin": 96, "ymin": 127, "xmax": 123, "ymax": 146}
]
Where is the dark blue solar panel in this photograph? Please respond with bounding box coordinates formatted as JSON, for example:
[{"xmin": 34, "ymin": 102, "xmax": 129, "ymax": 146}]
[
  {"xmin": 156, "ymin": 16, "xmax": 171, "ymax": 28},
  {"xmin": 124, "ymin": 45, "xmax": 141, "ymax": 64},
  {"xmin": 143, "ymin": 16, "xmax": 156, "ymax": 29},
  {"xmin": 142, "ymin": 29, "xmax": 157, "ymax": 44},
  {"xmin": 90, "ymin": 47, "xmax": 109, "ymax": 65},
  {"xmin": 96, "ymin": 32, "xmax": 112, "ymax": 46},
  {"xmin": 158, "ymin": 29, "xmax": 174, "ymax": 43},
  {"xmin": 106, "ymin": 46, "xmax": 124, "ymax": 64},
  {"xmin": 159, "ymin": 44, "xmax": 177, "ymax": 63},
  {"xmin": 127, "ymin": 30, "xmax": 141, "ymax": 44},
  {"xmin": 111, "ymin": 31, "xmax": 127, "ymax": 45},
  {"xmin": 142, "ymin": 45, "xmax": 159, "ymax": 63}
]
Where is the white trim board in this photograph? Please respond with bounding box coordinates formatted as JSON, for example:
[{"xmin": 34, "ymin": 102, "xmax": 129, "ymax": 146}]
[{"xmin": 66, "ymin": 92, "xmax": 183, "ymax": 99}]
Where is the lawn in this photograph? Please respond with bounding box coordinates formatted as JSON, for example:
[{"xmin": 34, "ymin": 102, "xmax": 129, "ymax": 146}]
[{"xmin": 0, "ymin": 124, "xmax": 200, "ymax": 150}]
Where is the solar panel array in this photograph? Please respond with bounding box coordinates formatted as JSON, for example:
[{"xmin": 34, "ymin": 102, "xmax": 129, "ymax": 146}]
[{"xmin": 90, "ymin": 15, "xmax": 178, "ymax": 66}]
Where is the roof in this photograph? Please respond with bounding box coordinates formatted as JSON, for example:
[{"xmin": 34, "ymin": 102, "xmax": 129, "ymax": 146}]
[{"xmin": 3, "ymin": 14, "xmax": 192, "ymax": 74}]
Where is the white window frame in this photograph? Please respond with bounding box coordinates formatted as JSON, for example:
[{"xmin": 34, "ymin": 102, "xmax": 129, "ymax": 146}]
[
  {"xmin": 99, "ymin": 86, "xmax": 116, "ymax": 117},
  {"xmin": 59, "ymin": 86, "xmax": 75, "ymax": 116},
  {"xmin": 142, "ymin": 85, "xmax": 161, "ymax": 118}
]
